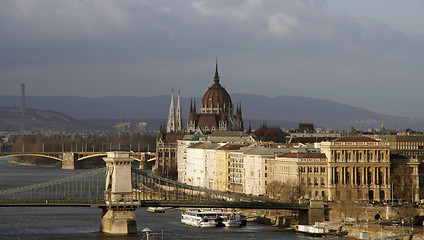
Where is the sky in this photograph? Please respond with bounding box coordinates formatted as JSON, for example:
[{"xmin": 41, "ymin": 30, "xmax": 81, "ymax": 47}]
[{"xmin": 1, "ymin": 0, "xmax": 423, "ymax": 118}]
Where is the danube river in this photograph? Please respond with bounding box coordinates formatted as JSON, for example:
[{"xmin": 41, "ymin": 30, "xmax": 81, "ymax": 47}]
[{"xmin": 0, "ymin": 157, "xmax": 342, "ymax": 240}]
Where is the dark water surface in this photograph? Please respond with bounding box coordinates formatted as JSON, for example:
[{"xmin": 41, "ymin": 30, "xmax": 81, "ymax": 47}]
[{"xmin": 0, "ymin": 157, "xmax": 340, "ymax": 239}]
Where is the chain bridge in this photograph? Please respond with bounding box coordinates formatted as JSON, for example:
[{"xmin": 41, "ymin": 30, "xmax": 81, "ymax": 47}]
[
  {"xmin": 0, "ymin": 151, "xmax": 155, "ymax": 169},
  {"xmin": 0, "ymin": 152, "xmax": 324, "ymax": 234}
]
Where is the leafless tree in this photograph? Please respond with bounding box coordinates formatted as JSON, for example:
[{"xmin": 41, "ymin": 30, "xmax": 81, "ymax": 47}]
[{"xmin": 266, "ymin": 180, "xmax": 304, "ymax": 203}]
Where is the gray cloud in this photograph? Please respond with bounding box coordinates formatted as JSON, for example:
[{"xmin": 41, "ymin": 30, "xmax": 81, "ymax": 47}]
[{"xmin": 0, "ymin": 0, "xmax": 423, "ymax": 118}]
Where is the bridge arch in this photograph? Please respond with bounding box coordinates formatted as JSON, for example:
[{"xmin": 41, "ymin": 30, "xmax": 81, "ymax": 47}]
[{"xmin": 77, "ymin": 153, "xmax": 107, "ymax": 162}]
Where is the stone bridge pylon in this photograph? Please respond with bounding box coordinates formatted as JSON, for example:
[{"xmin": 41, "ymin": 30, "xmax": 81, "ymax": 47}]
[{"xmin": 100, "ymin": 152, "xmax": 138, "ymax": 234}]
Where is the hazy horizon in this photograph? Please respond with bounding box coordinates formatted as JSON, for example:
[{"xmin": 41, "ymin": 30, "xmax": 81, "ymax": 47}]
[{"xmin": 1, "ymin": 1, "xmax": 423, "ymax": 118}]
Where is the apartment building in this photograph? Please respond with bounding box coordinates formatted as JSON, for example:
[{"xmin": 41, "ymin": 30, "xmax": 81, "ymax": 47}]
[
  {"xmin": 185, "ymin": 142, "xmax": 220, "ymax": 187},
  {"xmin": 241, "ymin": 148, "xmax": 290, "ymax": 196},
  {"xmin": 271, "ymin": 152, "xmax": 328, "ymax": 199},
  {"xmin": 215, "ymin": 144, "xmax": 248, "ymax": 192}
]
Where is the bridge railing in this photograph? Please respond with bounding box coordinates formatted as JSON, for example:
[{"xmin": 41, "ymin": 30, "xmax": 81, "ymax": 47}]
[
  {"xmin": 0, "ymin": 166, "xmax": 310, "ymax": 210},
  {"xmin": 0, "ymin": 167, "xmax": 107, "ymax": 205},
  {"xmin": 131, "ymin": 169, "xmax": 309, "ymax": 210},
  {"xmin": 132, "ymin": 169, "xmax": 256, "ymax": 202}
]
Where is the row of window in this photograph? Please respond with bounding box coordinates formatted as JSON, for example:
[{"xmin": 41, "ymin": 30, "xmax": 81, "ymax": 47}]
[
  {"xmin": 300, "ymin": 177, "xmax": 326, "ymax": 186},
  {"xmin": 333, "ymin": 150, "xmax": 388, "ymax": 161},
  {"xmin": 299, "ymin": 166, "xmax": 326, "ymax": 174},
  {"xmin": 157, "ymin": 150, "xmax": 175, "ymax": 158}
]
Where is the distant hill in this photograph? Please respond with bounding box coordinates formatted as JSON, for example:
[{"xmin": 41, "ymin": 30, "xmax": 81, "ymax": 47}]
[
  {"xmin": 0, "ymin": 107, "xmax": 90, "ymax": 131},
  {"xmin": 1, "ymin": 94, "xmax": 423, "ymax": 131}
]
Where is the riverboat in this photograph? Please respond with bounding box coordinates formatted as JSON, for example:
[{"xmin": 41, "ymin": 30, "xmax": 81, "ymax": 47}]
[
  {"xmin": 296, "ymin": 225, "xmax": 327, "ymax": 237},
  {"xmin": 147, "ymin": 207, "xmax": 166, "ymax": 213},
  {"xmin": 181, "ymin": 209, "xmax": 220, "ymax": 227},
  {"xmin": 181, "ymin": 209, "xmax": 246, "ymax": 228},
  {"xmin": 220, "ymin": 212, "xmax": 243, "ymax": 227}
]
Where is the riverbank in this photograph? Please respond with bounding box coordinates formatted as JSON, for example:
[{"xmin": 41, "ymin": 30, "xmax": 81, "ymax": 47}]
[
  {"xmin": 239, "ymin": 208, "xmax": 423, "ymax": 239},
  {"xmin": 343, "ymin": 223, "xmax": 419, "ymax": 239}
]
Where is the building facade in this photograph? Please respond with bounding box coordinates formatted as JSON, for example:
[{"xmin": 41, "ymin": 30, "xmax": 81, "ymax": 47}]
[
  {"xmin": 320, "ymin": 135, "xmax": 391, "ymax": 201},
  {"xmin": 241, "ymin": 148, "xmax": 290, "ymax": 196},
  {"xmin": 185, "ymin": 142, "xmax": 220, "ymax": 187},
  {"xmin": 272, "ymin": 152, "xmax": 328, "ymax": 200},
  {"xmin": 154, "ymin": 130, "xmax": 185, "ymax": 179}
]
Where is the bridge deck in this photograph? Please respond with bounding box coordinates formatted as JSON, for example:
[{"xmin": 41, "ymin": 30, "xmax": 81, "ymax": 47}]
[{"xmin": 0, "ymin": 199, "xmax": 309, "ymax": 210}]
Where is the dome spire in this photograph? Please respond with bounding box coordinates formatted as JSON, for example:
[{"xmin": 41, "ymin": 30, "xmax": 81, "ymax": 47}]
[{"xmin": 214, "ymin": 56, "xmax": 220, "ymax": 83}]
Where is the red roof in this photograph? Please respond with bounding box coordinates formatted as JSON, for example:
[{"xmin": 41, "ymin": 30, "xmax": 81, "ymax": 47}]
[
  {"xmin": 201, "ymin": 63, "xmax": 232, "ymax": 109},
  {"xmin": 164, "ymin": 133, "xmax": 185, "ymax": 143},
  {"xmin": 197, "ymin": 114, "xmax": 218, "ymax": 127},
  {"xmin": 255, "ymin": 128, "xmax": 285, "ymax": 137},
  {"xmin": 201, "ymin": 82, "xmax": 232, "ymax": 109}
]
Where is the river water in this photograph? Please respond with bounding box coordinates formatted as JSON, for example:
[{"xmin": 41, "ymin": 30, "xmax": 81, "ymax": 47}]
[{"xmin": 0, "ymin": 157, "xmax": 341, "ymax": 240}]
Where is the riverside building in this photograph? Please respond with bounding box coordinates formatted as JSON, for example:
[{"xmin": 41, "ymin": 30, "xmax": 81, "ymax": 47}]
[{"xmin": 320, "ymin": 135, "xmax": 391, "ymax": 201}]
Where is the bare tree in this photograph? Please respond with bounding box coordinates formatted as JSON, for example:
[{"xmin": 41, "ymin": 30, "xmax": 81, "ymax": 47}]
[
  {"xmin": 266, "ymin": 180, "xmax": 303, "ymax": 203},
  {"xmin": 391, "ymin": 164, "xmax": 415, "ymax": 200}
]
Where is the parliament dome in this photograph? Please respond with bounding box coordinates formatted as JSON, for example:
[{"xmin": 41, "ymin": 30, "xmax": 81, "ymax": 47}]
[{"xmin": 201, "ymin": 63, "xmax": 232, "ymax": 109}]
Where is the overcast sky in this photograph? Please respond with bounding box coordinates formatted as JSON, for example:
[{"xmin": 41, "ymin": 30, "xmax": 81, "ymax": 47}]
[{"xmin": 1, "ymin": 0, "xmax": 423, "ymax": 118}]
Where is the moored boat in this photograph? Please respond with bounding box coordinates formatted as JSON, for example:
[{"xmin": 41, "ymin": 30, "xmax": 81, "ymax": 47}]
[
  {"xmin": 181, "ymin": 209, "xmax": 219, "ymax": 227},
  {"xmin": 296, "ymin": 225, "xmax": 327, "ymax": 237},
  {"xmin": 220, "ymin": 212, "xmax": 242, "ymax": 227},
  {"xmin": 147, "ymin": 207, "xmax": 166, "ymax": 213},
  {"xmin": 181, "ymin": 209, "xmax": 246, "ymax": 228}
]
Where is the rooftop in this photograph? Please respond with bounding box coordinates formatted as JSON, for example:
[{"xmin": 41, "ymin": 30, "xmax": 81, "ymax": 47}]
[{"xmin": 333, "ymin": 135, "xmax": 378, "ymax": 143}]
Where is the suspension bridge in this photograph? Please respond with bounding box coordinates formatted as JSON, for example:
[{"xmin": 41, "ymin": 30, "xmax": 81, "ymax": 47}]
[
  {"xmin": 0, "ymin": 151, "xmax": 155, "ymax": 169},
  {"xmin": 0, "ymin": 152, "xmax": 325, "ymax": 234}
]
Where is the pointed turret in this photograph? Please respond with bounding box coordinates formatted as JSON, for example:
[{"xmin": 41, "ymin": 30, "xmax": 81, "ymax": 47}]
[
  {"xmin": 166, "ymin": 89, "xmax": 175, "ymax": 133},
  {"xmin": 189, "ymin": 98, "xmax": 197, "ymax": 122},
  {"xmin": 187, "ymin": 98, "xmax": 198, "ymax": 133},
  {"xmin": 159, "ymin": 122, "xmax": 166, "ymax": 140},
  {"xmin": 175, "ymin": 90, "xmax": 183, "ymax": 132},
  {"xmin": 235, "ymin": 102, "xmax": 243, "ymax": 131},
  {"xmin": 214, "ymin": 57, "xmax": 220, "ymax": 84},
  {"xmin": 190, "ymin": 98, "xmax": 193, "ymax": 112}
]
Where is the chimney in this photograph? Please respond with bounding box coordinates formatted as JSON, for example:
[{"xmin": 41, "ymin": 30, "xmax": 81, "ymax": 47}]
[{"xmin": 21, "ymin": 83, "xmax": 25, "ymax": 132}]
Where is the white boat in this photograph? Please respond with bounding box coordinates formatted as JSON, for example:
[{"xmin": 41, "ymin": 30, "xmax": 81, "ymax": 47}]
[
  {"xmin": 147, "ymin": 207, "xmax": 165, "ymax": 213},
  {"xmin": 220, "ymin": 212, "xmax": 243, "ymax": 227},
  {"xmin": 181, "ymin": 209, "xmax": 246, "ymax": 228},
  {"xmin": 296, "ymin": 225, "xmax": 327, "ymax": 237},
  {"xmin": 181, "ymin": 209, "xmax": 220, "ymax": 227}
]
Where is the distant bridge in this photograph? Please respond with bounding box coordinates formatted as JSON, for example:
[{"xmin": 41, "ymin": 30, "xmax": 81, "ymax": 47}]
[
  {"xmin": 0, "ymin": 152, "xmax": 324, "ymax": 234},
  {"xmin": 0, "ymin": 151, "xmax": 155, "ymax": 169}
]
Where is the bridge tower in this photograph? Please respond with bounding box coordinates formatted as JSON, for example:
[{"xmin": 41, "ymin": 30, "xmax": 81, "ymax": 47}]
[
  {"xmin": 298, "ymin": 200, "xmax": 326, "ymax": 225},
  {"xmin": 62, "ymin": 152, "xmax": 77, "ymax": 170},
  {"xmin": 100, "ymin": 152, "xmax": 138, "ymax": 234}
]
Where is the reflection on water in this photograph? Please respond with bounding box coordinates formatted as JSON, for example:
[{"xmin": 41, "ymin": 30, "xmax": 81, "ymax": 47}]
[{"xmin": 0, "ymin": 157, "xmax": 328, "ymax": 239}]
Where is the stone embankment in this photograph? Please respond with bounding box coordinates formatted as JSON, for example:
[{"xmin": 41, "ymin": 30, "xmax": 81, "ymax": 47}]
[
  {"xmin": 342, "ymin": 223, "xmax": 418, "ymax": 239},
  {"xmin": 240, "ymin": 206, "xmax": 424, "ymax": 239},
  {"xmin": 241, "ymin": 209, "xmax": 297, "ymax": 228}
]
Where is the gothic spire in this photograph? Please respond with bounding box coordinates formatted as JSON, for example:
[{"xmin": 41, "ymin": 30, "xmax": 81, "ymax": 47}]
[
  {"xmin": 166, "ymin": 89, "xmax": 175, "ymax": 133},
  {"xmin": 214, "ymin": 57, "xmax": 220, "ymax": 84},
  {"xmin": 190, "ymin": 98, "xmax": 193, "ymax": 112},
  {"xmin": 176, "ymin": 90, "xmax": 183, "ymax": 132}
]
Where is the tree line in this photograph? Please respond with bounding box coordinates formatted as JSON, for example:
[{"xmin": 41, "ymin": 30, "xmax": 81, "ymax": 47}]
[{"xmin": 12, "ymin": 135, "xmax": 157, "ymax": 153}]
